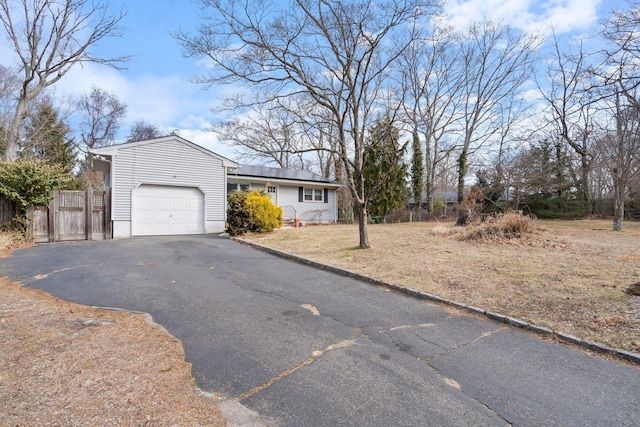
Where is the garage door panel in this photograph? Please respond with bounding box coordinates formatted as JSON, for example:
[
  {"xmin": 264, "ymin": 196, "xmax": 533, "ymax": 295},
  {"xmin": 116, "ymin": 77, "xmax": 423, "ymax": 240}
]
[
  {"xmin": 155, "ymin": 198, "xmax": 171, "ymax": 209},
  {"xmin": 136, "ymin": 195, "xmax": 154, "ymax": 208},
  {"xmin": 135, "ymin": 210, "xmax": 154, "ymax": 221},
  {"xmin": 133, "ymin": 185, "xmax": 204, "ymax": 236},
  {"xmin": 187, "ymin": 198, "xmax": 201, "ymax": 208}
]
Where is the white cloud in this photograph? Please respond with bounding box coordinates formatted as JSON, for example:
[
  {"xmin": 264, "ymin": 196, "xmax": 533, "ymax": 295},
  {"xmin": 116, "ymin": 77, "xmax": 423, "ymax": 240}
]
[
  {"xmin": 443, "ymin": 0, "xmax": 602, "ymax": 35},
  {"xmin": 177, "ymin": 114, "xmax": 211, "ymax": 130},
  {"xmin": 50, "ymin": 61, "xmax": 230, "ymax": 139},
  {"xmin": 538, "ymin": 0, "xmax": 601, "ymax": 34},
  {"xmin": 57, "ymin": 64, "xmax": 202, "ymax": 124},
  {"xmin": 177, "ymin": 128, "xmax": 239, "ymax": 161}
]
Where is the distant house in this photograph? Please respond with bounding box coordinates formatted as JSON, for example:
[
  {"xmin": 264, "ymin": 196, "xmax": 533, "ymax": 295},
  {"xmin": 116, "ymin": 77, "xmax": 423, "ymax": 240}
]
[
  {"xmin": 92, "ymin": 136, "xmax": 238, "ymax": 238},
  {"xmin": 407, "ymin": 191, "xmax": 458, "ymax": 219},
  {"xmin": 408, "ymin": 191, "xmax": 458, "ymax": 210},
  {"xmin": 227, "ymin": 165, "xmax": 341, "ymax": 224}
]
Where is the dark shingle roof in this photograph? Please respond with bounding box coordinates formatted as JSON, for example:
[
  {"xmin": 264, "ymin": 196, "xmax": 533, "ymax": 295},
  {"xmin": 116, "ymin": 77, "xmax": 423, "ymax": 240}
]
[
  {"xmin": 229, "ymin": 165, "xmax": 337, "ymax": 184},
  {"xmin": 409, "ymin": 191, "xmax": 458, "ymax": 204}
]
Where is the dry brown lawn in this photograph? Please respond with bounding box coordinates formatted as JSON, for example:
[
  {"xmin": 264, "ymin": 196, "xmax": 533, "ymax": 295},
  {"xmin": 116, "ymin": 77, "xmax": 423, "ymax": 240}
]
[
  {"xmin": 242, "ymin": 219, "xmax": 640, "ymax": 354},
  {"xmin": 0, "ymin": 236, "xmax": 225, "ymax": 426}
]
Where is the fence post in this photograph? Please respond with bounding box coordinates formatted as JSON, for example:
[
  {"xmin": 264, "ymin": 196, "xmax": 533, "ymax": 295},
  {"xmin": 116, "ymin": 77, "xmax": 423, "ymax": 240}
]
[
  {"xmin": 86, "ymin": 189, "xmax": 92, "ymax": 241},
  {"xmin": 105, "ymin": 188, "xmax": 112, "ymax": 239},
  {"xmin": 27, "ymin": 206, "xmax": 33, "ymax": 238},
  {"xmin": 48, "ymin": 190, "xmax": 57, "ymax": 242}
]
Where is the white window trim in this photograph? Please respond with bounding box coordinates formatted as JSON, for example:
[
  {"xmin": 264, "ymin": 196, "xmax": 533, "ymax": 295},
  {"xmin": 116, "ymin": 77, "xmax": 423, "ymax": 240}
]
[{"xmin": 303, "ymin": 188, "xmax": 324, "ymax": 202}]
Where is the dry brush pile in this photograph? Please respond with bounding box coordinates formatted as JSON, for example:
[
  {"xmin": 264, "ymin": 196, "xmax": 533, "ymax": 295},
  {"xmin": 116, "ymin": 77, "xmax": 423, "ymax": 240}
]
[{"xmin": 435, "ymin": 210, "xmax": 537, "ymax": 242}]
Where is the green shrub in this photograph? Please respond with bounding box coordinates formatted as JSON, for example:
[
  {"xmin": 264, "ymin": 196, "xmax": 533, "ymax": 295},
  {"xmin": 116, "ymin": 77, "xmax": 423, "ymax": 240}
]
[
  {"xmin": 226, "ymin": 190, "xmax": 283, "ymax": 236},
  {"xmin": 0, "ymin": 160, "xmax": 73, "ymax": 210},
  {"xmin": 522, "ymin": 193, "xmax": 588, "ymax": 219},
  {"xmin": 0, "ymin": 161, "xmax": 74, "ymax": 241},
  {"xmin": 226, "ymin": 190, "xmax": 251, "ymax": 236}
]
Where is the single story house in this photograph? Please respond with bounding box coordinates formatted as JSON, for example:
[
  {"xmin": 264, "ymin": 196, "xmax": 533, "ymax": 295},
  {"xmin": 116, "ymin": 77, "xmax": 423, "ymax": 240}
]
[
  {"xmin": 92, "ymin": 136, "xmax": 341, "ymax": 238},
  {"xmin": 227, "ymin": 165, "xmax": 341, "ymax": 224},
  {"xmin": 92, "ymin": 136, "xmax": 238, "ymax": 238}
]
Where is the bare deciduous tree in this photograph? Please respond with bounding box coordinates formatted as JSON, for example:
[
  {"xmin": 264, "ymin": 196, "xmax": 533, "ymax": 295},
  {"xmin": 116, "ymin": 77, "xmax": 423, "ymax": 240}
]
[
  {"xmin": 77, "ymin": 86, "xmax": 127, "ymax": 151},
  {"xmin": 399, "ymin": 24, "xmax": 463, "ymax": 215},
  {"xmin": 538, "ymin": 32, "xmax": 595, "ymax": 207},
  {"xmin": 176, "ymin": 0, "xmax": 439, "ymax": 248},
  {"xmin": 214, "ymin": 98, "xmax": 307, "ymax": 169},
  {"xmin": 0, "ymin": 65, "xmax": 19, "ymax": 125},
  {"xmin": 0, "ymin": 0, "xmax": 127, "ymax": 161},
  {"xmin": 599, "ymin": 4, "xmax": 640, "ymax": 230},
  {"xmin": 0, "ymin": 64, "xmax": 20, "ymax": 153},
  {"xmin": 598, "ymin": 91, "xmax": 640, "ymax": 230},
  {"xmin": 455, "ymin": 21, "xmax": 540, "ymax": 204},
  {"xmin": 126, "ymin": 120, "xmax": 163, "ymax": 143}
]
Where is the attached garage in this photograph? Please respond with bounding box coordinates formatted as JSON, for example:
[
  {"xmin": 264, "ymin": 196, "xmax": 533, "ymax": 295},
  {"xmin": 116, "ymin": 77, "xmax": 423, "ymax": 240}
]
[
  {"xmin": 132, "ymin": 185, "xmax": 204, "ymax": 236},
  {"xmin": 92, "ymin": 136, "xmax": 238, "ymax": 239}
]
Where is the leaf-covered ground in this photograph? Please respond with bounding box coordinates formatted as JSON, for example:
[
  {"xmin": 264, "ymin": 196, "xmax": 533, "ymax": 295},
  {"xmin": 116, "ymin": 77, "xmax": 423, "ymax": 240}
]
[{"xmin": 0, "ymin": 274, "xmax": 225, "ymax": 426}]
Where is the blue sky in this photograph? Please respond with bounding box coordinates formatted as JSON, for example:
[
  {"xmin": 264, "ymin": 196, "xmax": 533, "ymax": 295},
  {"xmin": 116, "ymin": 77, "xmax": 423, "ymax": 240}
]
[{"xmin": 0, "ymin": 0, "xmax": 631, "ymax": 160}]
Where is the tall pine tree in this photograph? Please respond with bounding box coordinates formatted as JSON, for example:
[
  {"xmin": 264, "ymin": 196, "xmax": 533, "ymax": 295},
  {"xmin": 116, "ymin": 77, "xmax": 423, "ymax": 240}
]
[
  {"xmin": 21, "ymin": 100, "xmax": 76, "ymax": 174},
  {"xmin": 362, "ymin": 116, "xmax": 409, "ymax": 220},
  {"xmin": 410, "ymin": 127, "xmax": 424, "ymax": 215}
]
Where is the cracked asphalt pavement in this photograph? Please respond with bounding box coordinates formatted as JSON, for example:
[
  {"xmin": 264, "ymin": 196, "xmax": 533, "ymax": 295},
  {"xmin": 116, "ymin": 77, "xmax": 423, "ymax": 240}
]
[{"xmin": 2, "ymin": 235, "xmax": 639, "ymax": 426}]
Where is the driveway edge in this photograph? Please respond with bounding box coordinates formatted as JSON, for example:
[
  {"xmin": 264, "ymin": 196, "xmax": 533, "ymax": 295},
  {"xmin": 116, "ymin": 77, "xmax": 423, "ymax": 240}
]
[{"xmin": 232, "ymin": 237, "xmax": 640, "ymax": 366}]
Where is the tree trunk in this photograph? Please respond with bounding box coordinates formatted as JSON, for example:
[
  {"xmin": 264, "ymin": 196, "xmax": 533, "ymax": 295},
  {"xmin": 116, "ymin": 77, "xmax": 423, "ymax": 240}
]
[
  {"xmin": 424, "ymin": 132, "xmax": 432, "ymax": 217},
  {"xmin": 455, "ymin": 208, "xmax": 471, "ymax": 226},
  {"xmin": 4, "ymin": 97, "xmax": 28, "ymax": 162},
  {"xmin": 580, "ymin": 152, "xmax": 590, "ymax": 208},
  {"xmin": 613, "ymin": 183, "xmax": 624, "ymax": 231},
  {"xmin": 355, "ymin": 202, "xmax": 370, "ymax": 249},
  {"xmin": 457, "ymin": 152, "xmax": 467, "ymax": 203},
  {"xmin": 425, "ymin": 179, "xmax": 434, "ymax": 219}
]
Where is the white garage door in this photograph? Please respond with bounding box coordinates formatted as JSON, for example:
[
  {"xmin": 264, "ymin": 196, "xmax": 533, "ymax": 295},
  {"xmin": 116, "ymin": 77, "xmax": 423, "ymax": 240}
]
[{"xmin": 133, "ymin": 185, "xmax": 204, "ymax": 236}]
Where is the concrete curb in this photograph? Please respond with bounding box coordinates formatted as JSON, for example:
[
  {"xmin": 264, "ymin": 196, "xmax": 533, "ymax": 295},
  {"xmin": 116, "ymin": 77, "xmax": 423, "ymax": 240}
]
[{"xmin": 232, "ymin": 237, "xmax": 640, "ymax": 366}]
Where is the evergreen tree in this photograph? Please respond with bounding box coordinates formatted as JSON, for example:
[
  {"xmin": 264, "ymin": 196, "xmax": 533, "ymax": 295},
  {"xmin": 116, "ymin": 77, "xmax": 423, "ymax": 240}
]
[
  {"xmin": 20, "ymin": 100, "xmax": 76, "ymax": 174},
  {"xmin": 507, "ymin": 139, "xmax": 587, "ymax": 218},
  {"xmin": 410, "ymin": 127, "xmax": 424, "ymax": 214},
  {"xmin": 0, "ymin": 126, "xmax": 7, "ymax": 157},
  {"xmin": 362, "ymin": 116, "xmax": 409, "ymax": 219}
]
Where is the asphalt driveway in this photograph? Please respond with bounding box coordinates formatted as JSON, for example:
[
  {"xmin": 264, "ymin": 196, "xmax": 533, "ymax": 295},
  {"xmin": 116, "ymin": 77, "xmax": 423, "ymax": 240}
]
[{"xmin": 2, "ymin": 235, "xmax": 639, "ymax": 426}]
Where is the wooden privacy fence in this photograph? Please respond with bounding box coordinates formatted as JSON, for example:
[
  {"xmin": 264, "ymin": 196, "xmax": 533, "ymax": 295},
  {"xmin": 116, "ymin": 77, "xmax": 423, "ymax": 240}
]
[
  {"xmin": 0, "ymin": 196, "xmax": 17, "ymax": 228},
  {"xmin": 27, "ymin": 189, "xmax": 111, "ymax": 243}
]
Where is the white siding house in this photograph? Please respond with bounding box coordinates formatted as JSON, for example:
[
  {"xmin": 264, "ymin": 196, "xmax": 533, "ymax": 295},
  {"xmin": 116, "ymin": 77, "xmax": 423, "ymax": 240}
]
[
  {"xmin": 92, "ymin": 136, "xmax": 238, "ymax": 238},
  {"xmin": 227, "ymin": 165, "xmax": 341, "ymax": 224}
]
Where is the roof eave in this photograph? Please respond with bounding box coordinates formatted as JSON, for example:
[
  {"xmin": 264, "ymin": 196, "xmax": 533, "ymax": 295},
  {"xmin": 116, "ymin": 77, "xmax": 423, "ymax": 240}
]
[{"xmin": 228, "ymin": 174, "xmax": 342, "ymax": 188}]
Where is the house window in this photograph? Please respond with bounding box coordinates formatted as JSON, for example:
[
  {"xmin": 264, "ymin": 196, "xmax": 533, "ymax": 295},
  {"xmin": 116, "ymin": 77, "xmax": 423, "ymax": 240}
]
[
  {"xmin": 304, "ymin": 188, "xmax": 313, "ymax": 201},
  {"xmin": 227, "ymin": 183, "xmax": 250, "ymax": 193},
  {"xmin": 303, "ymin": 188, "xmax": 323, "ymax": 202}
]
